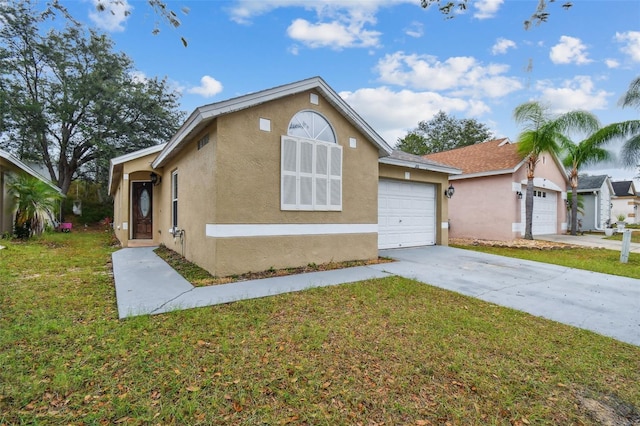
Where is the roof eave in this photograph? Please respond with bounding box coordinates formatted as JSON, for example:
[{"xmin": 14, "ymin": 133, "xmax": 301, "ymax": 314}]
[
  {"xmin": 379, "ymin": 157, "xmax": 462, "ymax": 175},
  {"xmin": 0, "ymin": 149, "xmax": 63, "ymax": 195},
  {"xmin": 449, "ymin": 167, "xmax": 520, "ymax": 180},
  {"xmin": 152, "ymin": 77, "xmax": 393, "ymax": 168}
]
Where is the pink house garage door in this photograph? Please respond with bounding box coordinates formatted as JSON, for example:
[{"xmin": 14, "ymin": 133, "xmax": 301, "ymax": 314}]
[
  {"xmin": 521, "ymin": 188, "xmax": 557, "ymax": 235},
  {"xmin": 378, "ymin": 179, "xmax": 436, "ymax": 249}
]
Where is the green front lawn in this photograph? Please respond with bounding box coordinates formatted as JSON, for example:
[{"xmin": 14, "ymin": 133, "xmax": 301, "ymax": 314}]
[
  {"xmin": 1, "ymin": 231, "xmax": 639, "ymax": 425},
  {"xmin": 452, "ymin": 244, "xmax": 640, "ymax": 279},
  {"xmin": 604, "ymin": 230, "xmax": 640, "ymax": 243}
]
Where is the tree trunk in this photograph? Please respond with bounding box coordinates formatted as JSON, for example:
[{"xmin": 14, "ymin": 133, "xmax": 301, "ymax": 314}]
[
  {"xmin": 570, "ymin": 186, "xmax": 578, "ymax": 235},
  {"xmin": 524, "ymin": 177, "xmax": 534, "ymax": 240}
]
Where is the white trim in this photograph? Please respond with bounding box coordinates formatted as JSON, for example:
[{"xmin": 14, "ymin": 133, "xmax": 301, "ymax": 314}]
[
  {"xmin": 110, "ymin": 143, "xmax": 167, "ymax": 167},
  {"xmin": 205, "ymin": 223, "xmax": 377, "ymax": 238},
  {"xmin": 379, "ymin": 156, "xmax": 462, "ymax": 175},
  {"xmin": 520, "ymin": 177, "xmax": 564, "ymax": 192},
  {"xmin": 0, "ymin": 148, "xmax": 62, "ymax": 194}
]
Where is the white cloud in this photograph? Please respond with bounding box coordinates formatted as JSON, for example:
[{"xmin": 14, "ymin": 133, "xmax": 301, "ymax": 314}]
[
  {"xmin": 615, "ymin": 31, "xmax": 640, "ymax": 62},
  {"xmin": 473, "ymin": 0, "xmax": 503, "ymax": 19},
  {"xmin": 549, "ymin": 36, "xmax": 592, "ymax": 65},
  {"xmin": 187, "ymin": 76, "xmax": 223, "ymax": 97},
  {"xmin": 404, "ymin": 21, "xmax": 423, "ymax": 38},
  {"xmin": 491, "ymin": 37, "xmax": 516, "ymax": 55},
  {"xmin": 375, "ymin": 52, "xmax": 522, "ymax": 98},
  {"xmin": 536, "ymin": 76, "xmax": 611, "ymax": 112},
  {"xmin": 605, "ymin": 59, "xmax": 620, "ymax": 69},
  {"xmin": 339, "ymin": 86, "xmax": 489, "ymax": 146},
  {"xmin": 89, "ymin": 0, "xmax": 131, "ymax": 32},
  {"xmin": 130, "ymin": 71, "xmax": 148, "ymax": 84},
  {"xmin": 287, "ymin": 18, "xmax": 380, "ymax": 49},
  {"xmin": 228, "ymin": 0, "xmax": 407, "ymax": 24}
]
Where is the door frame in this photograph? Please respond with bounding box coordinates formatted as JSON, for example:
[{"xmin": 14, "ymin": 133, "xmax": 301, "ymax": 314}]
[{"xmin": 130, "ymin": 180, "xmax": 153, "ymax": 240}]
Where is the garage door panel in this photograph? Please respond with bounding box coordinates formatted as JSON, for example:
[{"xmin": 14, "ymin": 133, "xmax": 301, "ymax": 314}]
[
  {"xmin": 378, "ymin": 179, "xmax": 436, "ymax": 249},
  {"xmin": 521, "ymin": 189, "xmax": 557, "ymax": 235}
]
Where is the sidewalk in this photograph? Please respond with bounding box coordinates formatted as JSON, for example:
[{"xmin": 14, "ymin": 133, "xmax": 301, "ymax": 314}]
[{"xmin": 537, "ymin": 231, "xmax": 640, "ymax": 252}]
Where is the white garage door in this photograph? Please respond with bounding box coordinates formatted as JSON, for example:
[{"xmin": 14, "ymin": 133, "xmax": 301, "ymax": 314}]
[
  {"xmin": 521, "ymin": 189, "xmax": 557, "ymax": 235},
  {"xmin": 378, "ymin": 179, "xmax": 436, "ymax": 249}
]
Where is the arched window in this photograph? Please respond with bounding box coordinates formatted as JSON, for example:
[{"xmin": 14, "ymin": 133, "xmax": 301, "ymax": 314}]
[
  {"xmin": 287, "ymin": 110, "xmax": 336, "ymax": 143},
  {"xmin": 281, "ymin": 110, "xmax": 342, "ymax": 211}
]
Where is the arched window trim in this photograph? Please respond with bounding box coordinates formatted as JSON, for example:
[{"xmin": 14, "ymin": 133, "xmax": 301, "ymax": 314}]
[{"xmin": 287, "ymin": 110, "xmax": 337, "ymax": 144}]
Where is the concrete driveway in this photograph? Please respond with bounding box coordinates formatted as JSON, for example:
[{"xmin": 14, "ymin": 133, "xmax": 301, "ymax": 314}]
[{"xmin": 377, "ymin": 246, "xmax": 640, "ymax": 347}]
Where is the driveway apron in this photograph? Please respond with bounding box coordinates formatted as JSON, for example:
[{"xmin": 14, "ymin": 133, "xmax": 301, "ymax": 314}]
[{"xmin": 376, "ymin": 246, "xmax": 640, "ymax": 347}]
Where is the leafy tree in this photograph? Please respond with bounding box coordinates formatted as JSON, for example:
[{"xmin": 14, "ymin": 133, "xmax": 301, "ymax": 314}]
[
  {"xmin": 419, "ymin": 0, "xmax": 573, "ymax": 29},
  {"xmin": 7, "ymin": 174, "xmax": 63, "ymax": 238},
  {"xmin": 619, "ymin": 76, "xmax": 640, "ymax": 167},
  {"xmin": 397, "ymin": 111, "xmax": 493, "ymax": 155},
  {"xmin": 0, "ymin": 0, "xmax": 185, "ymax": 195},
  {"xmin": 513, "ymin": 101, "xmax": 599, "ymax": 240}
]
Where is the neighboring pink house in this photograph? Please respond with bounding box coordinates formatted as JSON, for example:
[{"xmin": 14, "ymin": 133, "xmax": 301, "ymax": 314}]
[{"xmin": 424, "ymin": 138, "xmax": 569, "ymax": 241}]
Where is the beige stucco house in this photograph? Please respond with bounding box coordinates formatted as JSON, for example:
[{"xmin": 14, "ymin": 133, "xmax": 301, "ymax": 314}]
[
  {"xmin": 109, "ymin": 77, "xmax": 460, "ymax": 276},
  {"xmin": 1, "ymin": 148, "xmax": 63, "ymax": 235},
  {"xmin": 425, "ymin": 138, "xmax": 569, "ymax": 241}
]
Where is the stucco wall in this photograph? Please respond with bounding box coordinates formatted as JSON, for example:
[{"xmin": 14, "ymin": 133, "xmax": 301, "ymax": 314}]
[
  {"xmin": 158, "ymin": 90, "xmax": 381, "ymax": 277},
  {"xmin": 378, "ymin": 163, "xmax": 451, "ymax": 245},
  {"xmin": 447, "ymin": 174, "xmax": 520, "ymax": 241}
]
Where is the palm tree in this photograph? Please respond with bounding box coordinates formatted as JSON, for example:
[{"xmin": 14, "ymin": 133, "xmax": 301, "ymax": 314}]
[
  {"xmin": 562, "ymin": 126, "xmax": 611, "ymax": 235},
  {"xmin": 619, "ymin": 76, "xmax": 640, "ymax": 167},
  {"xmin": 7, "ymin": 174, "xmax": 62, "ymax": 238},
  {"xmin": 565, "ymin": 192, "xmax": 585, "ymax": 232},
  {"xmin": 513, "ymin": 101, "xmax": 599, "ymax": 239}
]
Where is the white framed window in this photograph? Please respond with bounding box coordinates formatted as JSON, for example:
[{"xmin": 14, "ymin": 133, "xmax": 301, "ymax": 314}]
[
  {"xmin": 287, "ymin": 110, "xmax": 336, "ymax": 144},
  {"xmin": 281, "ymin": 136, "xmax": 342, "ymax": 211},
  {"xmin": 282, "ymin": 111, "xmax": 341, "ymax": 211},
  {"xmin": 171, "ymin": 170, "xmax": 178, "ymax": 229}
]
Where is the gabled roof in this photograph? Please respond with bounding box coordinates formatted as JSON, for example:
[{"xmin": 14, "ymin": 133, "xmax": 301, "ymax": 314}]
[
  {"xmin": 423, "ymin": 138, "xmax": 525, "ymax": 178},
  {"xmin": 611, "ymin": 180, "xmax": 636, "ymax": 196},
  {"xmin": 380, "ymin": 150, "xmax": 462, "ymax": 175},
  {"xmin": 0, "ymin": 148, "xmax": 63, "ymax": 194},
  {"xmin": 152, "ymin": 76, "xmax": 393, "ymax": 168},
  {"xmin": 108, "ymin": 143, "xmax": 167, "ymax": 196},
  {"xmin": 577, "ymin": 175, "xmax": 609, "ymax": 191}
]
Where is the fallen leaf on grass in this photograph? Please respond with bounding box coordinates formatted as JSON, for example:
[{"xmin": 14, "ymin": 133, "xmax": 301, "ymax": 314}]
[{"xmin": 186, "ymin": 386, "xmax": 200, "ymax": 392}]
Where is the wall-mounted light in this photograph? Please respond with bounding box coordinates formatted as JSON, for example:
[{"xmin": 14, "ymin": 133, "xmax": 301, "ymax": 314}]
[
  {"xmin": 444, "ymin": 184, "xmax": 455, "ymax": 199},
  {"xmin": 150, "ymin": 172, "xmax": 162, "ymax": 186},
  {"xmin": 516, "ymin": 191, "xmax": 523, "ymax": 199}
]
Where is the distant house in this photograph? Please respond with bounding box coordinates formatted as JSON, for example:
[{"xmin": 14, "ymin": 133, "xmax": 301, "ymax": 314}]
[
  {"xmin": 109, "ymin": 77, "xmax": 460, "ymax": 277},
  {"xmin": 0, "ymin": 148, "xmax": 63, "ymax": 234},
  {"xmin": 611, "ymin": 180, "xmax": 640, "ymax": 224},
  {"xmin": 573, "ymin": 175, "xmax": 613, "ymax": 231},
  {"xmin": 424, "ymin": 138, "xmax": 569, "ymax": 241}
]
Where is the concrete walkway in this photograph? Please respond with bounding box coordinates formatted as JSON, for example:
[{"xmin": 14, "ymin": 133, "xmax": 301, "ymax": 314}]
[
  {"xmin": 112, "ymin": 247, "xmax": 392, "ymax": 319},
  {"xmin": 537, "ymin": 230, "xmax": 640, "ymax": 252},
  {"xmin": 112, "ymin": 242, "xmax": 640, "ymax": 347}
]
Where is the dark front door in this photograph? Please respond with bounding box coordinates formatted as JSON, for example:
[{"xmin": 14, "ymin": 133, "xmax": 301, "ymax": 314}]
[{"xmin": 132, "ymin": 181, "xmax": 153, "ymax": 239}]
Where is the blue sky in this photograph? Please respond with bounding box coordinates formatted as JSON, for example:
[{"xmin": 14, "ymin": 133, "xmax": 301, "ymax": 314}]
[{"xmin": 62, "ymin": 0, "xmax": 639, "ymax": 180}]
